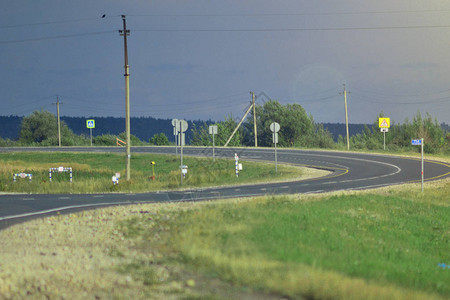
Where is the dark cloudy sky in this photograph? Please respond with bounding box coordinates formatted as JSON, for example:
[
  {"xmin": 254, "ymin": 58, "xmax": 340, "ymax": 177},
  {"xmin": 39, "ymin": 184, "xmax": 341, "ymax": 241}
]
[{"xmin": 1, "ymin": 1, "xmax": 449, "ymax": 125}]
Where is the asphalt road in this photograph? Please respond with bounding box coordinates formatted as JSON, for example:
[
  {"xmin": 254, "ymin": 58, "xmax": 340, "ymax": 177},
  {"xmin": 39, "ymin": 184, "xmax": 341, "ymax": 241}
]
[{"xmin": 1, "ymin": 146, "xmax": 449, "ymax": 229}]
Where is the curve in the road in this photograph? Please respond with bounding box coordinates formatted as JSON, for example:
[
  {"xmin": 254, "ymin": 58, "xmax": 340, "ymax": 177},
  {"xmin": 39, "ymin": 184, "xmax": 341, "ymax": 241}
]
[{"xmin": 1, "ymin": 147, "xmax": 449, "ymax": 229}]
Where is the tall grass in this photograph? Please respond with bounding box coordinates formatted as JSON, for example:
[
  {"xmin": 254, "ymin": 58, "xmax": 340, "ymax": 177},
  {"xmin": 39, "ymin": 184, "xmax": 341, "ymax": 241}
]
[{"xmin": 0, "ymin": 152, "xmax": 311, "ymax": 193}]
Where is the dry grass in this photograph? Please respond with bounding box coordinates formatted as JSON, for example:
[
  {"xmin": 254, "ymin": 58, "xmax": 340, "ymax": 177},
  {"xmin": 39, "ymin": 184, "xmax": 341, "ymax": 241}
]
[{"xmin": 0, "ymin": 203, "xmax": 192, "ymax": 299}]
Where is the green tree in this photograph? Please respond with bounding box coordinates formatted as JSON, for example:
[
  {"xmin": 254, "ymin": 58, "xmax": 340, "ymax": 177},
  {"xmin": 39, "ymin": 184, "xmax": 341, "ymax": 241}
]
[
  {"xmin": 19, "ymin": 110, "xmax": 76, "ymax": 145},
  {"xmin": 191, "ymin": 116, "xmax": 242, "ymax": 146},
  {"xmin": 244, "ymin": 100, "xmax": 331, "ymax": 148},
  {"xmin": 150, "ymin": 133, "xmax": 169, "ymax": 145}
]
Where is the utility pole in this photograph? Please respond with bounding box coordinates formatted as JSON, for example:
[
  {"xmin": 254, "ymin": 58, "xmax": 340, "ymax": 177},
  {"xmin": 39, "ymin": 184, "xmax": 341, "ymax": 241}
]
[
  {"xmin": 119, "ymin": 15, "xmax": 131, "ymax": 181},
  {"xmin": 341, "ymin": 84, "xmax": 350, "ymax": 151},
  {"xmin": 52, "ymin": 95, "xmax": 63, "ymax": 147},
  {"xmin": 252, "ymin": 91, "xmax": 257, "ymax": 147}
]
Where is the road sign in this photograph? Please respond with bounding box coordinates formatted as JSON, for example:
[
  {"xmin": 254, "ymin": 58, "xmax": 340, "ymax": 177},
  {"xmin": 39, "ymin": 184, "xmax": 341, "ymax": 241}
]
[
  {"xmin": 270, "ymin": 122, "xmax": 280, "ymax": 133},
  {"xmin": 172, "ymin": 119, "xmax": 180, "ymax": 133},
  {"xmin": 86, "ymin": 119, "xmax": 95, "ymax": 129},
  {"xmin": 379, "ymin": 118, "xmax": 390, "ymax": 128},
  {"xmin": 209, "ymin": 125, "xmax": 218, "ymax": 135},
  {"xmin": 180, "ymin": 120, "xmax": 188, "ymax": 132},
  {"xmin": 411, "ymin": 139, "xmax": 422, "ymax": 145},
  {"xmin": 380, "ymin": 128, "xmax": 389, "ymax": 132}
]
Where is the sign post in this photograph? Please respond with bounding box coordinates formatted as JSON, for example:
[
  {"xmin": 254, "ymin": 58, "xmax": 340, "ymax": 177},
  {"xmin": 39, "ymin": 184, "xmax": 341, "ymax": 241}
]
[
  {"xmin": 209, "ymin": 125, "xmax": 218, "ymax": 161},
  {"xmin": 411, "ymin": 138, "xmax": 424, "ymax": 192},
  {"xmin": 86, "ymin": 119, "xmax": 95, "ymax": 146},
  {"xmin": 178, "ymin": 120, "xmax": 188, "ymax": 185},
  {"xmin": 379, "ymin": 117, "xmax": 390, "ymax": 150},
  {"xmin": 270, "ymin": 122, "xmax": 280, "ymax": 173},
  {"xmin": 172, "ymin": 119, "xmax": 179, "ymax": 157}
]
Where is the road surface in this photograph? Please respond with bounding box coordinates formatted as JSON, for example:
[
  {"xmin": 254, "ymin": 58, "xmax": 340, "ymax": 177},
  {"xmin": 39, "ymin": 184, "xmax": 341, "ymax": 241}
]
[{"xmin": 0, "ymin": 146, "xmax": 449, "ymax": 229}]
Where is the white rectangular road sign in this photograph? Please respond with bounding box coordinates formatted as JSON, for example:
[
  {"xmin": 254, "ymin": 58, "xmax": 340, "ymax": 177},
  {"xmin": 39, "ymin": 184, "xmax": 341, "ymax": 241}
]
[
  {"xmin": 209, "ymin": 125, "xmax": 218, "ymax": 135},
  {"xmin": 380, "ymin": 128, "xmax": 389, "ymax": 132},
  {"xmin": 411, "ymin": 139, "xmax": 422, "ymax": 145}
]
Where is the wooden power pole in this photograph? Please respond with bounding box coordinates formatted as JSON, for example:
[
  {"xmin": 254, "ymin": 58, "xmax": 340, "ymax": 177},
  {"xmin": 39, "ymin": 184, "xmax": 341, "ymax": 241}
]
[
  {"xmin": 342, "ymin": 84, "xmax": 350, "ymax": 151},
  {"xmin": 252, "ymin": 91, "xmax": 257, "ymax": 147},
  {"xmin": 120, "ymin": 15, "xmax": 131, "ymax": 181},
  {"xmin": 53, "ymin": 95, "xmax": 62, "ymax": 147}
]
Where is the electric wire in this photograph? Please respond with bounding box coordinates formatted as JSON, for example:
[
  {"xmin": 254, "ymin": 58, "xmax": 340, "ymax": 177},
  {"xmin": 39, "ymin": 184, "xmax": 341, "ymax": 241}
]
[
  {"xmin": 134, "ymin": 25, "xmax": 450, "ymax": 33},
  {"xmin": 0, "ymin": 15, "xmax": 120, "ymax": 29},
  {"xmin": 0, "ymin": 30, "xmax": 116, "ymax": 44},
  {"xmin": 129, "ymin": 9, "xmax": 450, "ymax": 18}
]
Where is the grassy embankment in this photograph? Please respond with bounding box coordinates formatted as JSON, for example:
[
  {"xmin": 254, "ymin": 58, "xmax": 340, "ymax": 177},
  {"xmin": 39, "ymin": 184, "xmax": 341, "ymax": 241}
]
[
  {"xmin": 0, "ymin": 152, "xmax": 323, "ymax": 194},
  {"xmin": 0, "ymin": 175, "xmax": 448, "ymax": 299}
]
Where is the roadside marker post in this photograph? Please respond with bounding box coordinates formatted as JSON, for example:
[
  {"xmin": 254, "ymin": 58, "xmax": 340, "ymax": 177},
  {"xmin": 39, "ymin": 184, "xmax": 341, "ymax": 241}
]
[
  {"xmin": 235, "ymin": 153, "xmax": 239, "ymax": 177},
  {"xmin": 151, "ymin": 161, "xmax": 156, "ymax": 180},
  {"xmin": 411, "ymin": 138, "xmax": 424, "ymax": 192}
]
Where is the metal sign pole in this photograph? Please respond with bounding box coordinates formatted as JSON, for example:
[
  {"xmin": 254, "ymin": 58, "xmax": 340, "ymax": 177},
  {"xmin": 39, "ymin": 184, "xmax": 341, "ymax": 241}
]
[
  {"xmin": 90, "ymin": 128, "xmax": 93, "ymax": 146},
  {"xmin": 383, "ymin": 131, "xmax": 386, "ymax": 150},
  {"xmin": 178, "ymin": 120, "xmax": 188, "ymax": 185},
  {"xmin": 421, "ymin": 138, "xmax": 424, "ymax": 193},
  {"xmin": 275, "ymin": 137, "xmax": 277, "ymax": 173},
  {"xmin": 213, "ymin": 132, "xmax": 215, "ymax": 162}
]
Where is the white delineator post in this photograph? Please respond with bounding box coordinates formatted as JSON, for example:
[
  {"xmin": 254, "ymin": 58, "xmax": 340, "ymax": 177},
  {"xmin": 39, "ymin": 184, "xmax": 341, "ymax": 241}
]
[{"xmin": 235, "ymin": 153, "xmax": 239, "ymax": 177}]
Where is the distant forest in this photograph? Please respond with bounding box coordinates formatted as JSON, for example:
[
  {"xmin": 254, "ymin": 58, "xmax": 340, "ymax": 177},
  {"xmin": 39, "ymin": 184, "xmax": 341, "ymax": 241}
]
[
  {"xmin": 0, "ymin": 116, "xmax": 208, "ymax": 143},
  {"xmin": 0, "ymin": 115, "xmax": 448, "ymax": 143}
]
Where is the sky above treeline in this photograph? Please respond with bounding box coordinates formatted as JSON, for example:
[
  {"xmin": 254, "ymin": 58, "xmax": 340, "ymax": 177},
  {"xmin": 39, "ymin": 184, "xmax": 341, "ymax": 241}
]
[{"xmin": 1, "ymin": 1, "xmax": 449, "ymax": 125}]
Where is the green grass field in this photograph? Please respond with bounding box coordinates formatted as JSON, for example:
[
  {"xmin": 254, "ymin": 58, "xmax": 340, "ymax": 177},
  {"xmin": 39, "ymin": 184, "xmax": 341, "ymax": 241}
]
[{"xmin": 0, "ymin": 152, "xmax": 319, "ymax": 194}]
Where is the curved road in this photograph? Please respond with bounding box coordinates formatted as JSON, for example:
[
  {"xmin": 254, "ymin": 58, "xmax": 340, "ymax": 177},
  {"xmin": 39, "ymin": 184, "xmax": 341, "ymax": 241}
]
[{"xmin": 1, "ymin": 146, "xmax": 449, "ymax": 229}]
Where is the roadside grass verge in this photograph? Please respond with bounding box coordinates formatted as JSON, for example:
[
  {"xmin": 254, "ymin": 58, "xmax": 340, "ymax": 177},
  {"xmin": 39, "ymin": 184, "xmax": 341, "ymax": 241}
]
[
  {"xmin": 0, "ymin": 178, "xmax": 448, "ymax": 299},
  {"xmin": 0, "ymin": 152, "xmax": 323, "ymax": 194},
  {"xmin": 160, "ymin": 179, "xmax": 449, "ymax": 299}
]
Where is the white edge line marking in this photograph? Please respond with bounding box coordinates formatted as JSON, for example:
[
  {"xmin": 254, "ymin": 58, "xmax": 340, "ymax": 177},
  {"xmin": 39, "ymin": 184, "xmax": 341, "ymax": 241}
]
[{"xmin": 0, "ymin": 202, "xmax": 133, "ymax": 221}]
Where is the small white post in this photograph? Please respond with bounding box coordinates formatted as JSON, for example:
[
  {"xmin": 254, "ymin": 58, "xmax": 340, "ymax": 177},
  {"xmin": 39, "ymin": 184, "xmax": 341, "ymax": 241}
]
[{"xmin": 235, "ymin": 153, "xmax": 239, "ymax": 177}]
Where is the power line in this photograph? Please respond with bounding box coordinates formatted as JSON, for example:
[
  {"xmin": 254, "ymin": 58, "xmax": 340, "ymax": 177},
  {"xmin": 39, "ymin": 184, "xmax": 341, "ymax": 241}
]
[
  {"xmin": 0, "ymin": 15, "xmax": 120, "ymax": 29},
  {"xmin": 352, "ymin": 87, "xmax": 450, "ymax": 98},
  {"xmin": 134, "ymin": 24, "xmax": 450, "ymax": 33},
  {"xmin": 354, "ymin": 95, "xmax": 450, "ymax": 105},
  {"xmin": 0, "ymin": 30, "xmax": 116, "ymax": 44},
  {"xmin": 129, "ymin": 9, "xmax": 450, "ymax": 18}
]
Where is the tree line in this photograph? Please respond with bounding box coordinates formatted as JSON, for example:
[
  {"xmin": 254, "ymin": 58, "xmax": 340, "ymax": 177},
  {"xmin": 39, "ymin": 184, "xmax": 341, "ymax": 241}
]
[
  {"xmin": 190, "ymin": 100, "xmax": 449, "ymax": 154},
  {"xmin": 0, "ymin": 102, "xmax": 449, "ymax": 154}
]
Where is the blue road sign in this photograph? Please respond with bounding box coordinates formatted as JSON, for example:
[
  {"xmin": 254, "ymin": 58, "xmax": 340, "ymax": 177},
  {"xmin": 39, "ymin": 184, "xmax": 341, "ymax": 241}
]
[
  {"xmin": 411, "ymin": 139, "xmax": 422, "ymax": 145},
  {"xmin": 86, "ymin": 120, "xmax": 95, "ymax": 129}
]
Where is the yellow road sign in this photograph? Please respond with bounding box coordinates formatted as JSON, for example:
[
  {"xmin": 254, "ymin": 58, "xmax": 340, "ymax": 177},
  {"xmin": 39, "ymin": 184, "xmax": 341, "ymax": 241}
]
[{"xmin": 379, "ymin": 117, "xmax": 390, "ymax": 128}]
